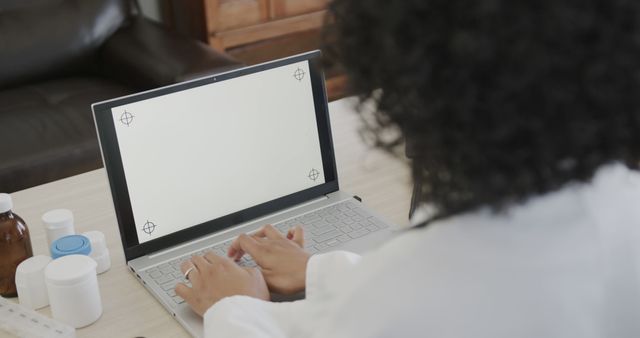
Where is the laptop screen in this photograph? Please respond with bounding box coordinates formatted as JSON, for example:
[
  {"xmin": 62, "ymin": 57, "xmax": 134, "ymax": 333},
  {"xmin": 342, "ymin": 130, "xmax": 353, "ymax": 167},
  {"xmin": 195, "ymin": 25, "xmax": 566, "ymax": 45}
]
[
  {"xmin": 93, "ymin": 52, "xmax": 338, "ymax": 260},
  {"xmin": 108, "ymin": 59, "xmax": 326, "ymax": 244}
]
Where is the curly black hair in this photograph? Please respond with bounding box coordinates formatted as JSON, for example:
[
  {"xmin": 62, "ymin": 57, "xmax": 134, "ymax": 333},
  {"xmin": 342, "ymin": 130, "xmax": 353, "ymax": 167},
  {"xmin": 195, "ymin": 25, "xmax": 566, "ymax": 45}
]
[{"xmin": 326, "ymin": 0, "xmax": 640, "ymax": 222}]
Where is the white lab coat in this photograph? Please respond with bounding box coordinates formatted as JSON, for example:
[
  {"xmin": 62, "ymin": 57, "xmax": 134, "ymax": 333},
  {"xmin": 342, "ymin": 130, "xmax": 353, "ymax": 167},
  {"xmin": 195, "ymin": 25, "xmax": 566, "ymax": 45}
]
[{"xmin": 204, "ymin": 163, "xmax": 640, "ymax": 337}]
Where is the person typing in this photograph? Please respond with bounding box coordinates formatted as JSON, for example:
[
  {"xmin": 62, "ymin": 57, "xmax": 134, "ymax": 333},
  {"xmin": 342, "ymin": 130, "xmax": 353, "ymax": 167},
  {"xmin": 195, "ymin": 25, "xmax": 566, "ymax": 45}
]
[{"xmin": 174, "ymin": 1, "xmax": 640, "ymax": 337}]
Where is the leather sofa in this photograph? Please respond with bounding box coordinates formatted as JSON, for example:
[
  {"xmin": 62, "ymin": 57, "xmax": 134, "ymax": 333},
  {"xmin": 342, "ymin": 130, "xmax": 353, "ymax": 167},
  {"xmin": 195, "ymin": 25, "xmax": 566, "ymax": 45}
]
[{"xmin": 0, "ymin": 0, "xmax": 242, "ymax": 192}]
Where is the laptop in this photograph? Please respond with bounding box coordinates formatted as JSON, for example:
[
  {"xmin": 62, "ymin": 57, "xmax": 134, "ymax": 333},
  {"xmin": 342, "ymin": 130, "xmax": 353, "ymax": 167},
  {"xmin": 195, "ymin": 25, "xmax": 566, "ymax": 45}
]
[{"xmin": 91, "ymin": 50, "xmax": 395, "ymax": 337}]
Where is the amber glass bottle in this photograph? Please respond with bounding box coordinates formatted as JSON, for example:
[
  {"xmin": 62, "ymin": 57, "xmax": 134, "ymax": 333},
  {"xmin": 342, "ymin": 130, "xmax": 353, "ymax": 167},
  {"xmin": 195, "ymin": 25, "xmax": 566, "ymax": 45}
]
[{"xmin": 0, "ymin": 193, "xmax": 33, "ymax": 297}]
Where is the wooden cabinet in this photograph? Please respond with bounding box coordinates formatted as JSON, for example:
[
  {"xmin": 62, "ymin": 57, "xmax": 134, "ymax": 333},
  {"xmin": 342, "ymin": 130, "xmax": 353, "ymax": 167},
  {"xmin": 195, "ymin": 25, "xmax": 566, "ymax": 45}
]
[
  {"xmin": 165, "ymin": 0, "xmax": 347, "ymax": 100},
  {"xmin": 199, "ymin": 0, "xmax": 329, "ymax": 51},
  {"xmin": 212, "ymin": 0, "xmax": 268, "ymax": 31},
  {"xmin": 270, "ymin": 0, "xmax": 328, "ymax": 18}
]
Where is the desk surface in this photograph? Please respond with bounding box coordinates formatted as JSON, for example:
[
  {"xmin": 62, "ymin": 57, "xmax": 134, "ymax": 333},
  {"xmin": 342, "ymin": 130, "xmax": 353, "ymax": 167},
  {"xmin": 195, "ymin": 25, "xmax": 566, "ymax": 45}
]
[{"xmin": 8, "ymin": 98, "xmax": 412, "ymax": 337}]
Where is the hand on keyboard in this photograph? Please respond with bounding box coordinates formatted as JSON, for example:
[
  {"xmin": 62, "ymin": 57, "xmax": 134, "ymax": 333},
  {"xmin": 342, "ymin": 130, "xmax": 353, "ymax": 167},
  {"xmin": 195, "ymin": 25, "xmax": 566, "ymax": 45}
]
[
  {"xmin": 175, "ymin": 253, "xmax": 269, "ymax": 316},
  {"xmin": 228, "ymin": 224, "xmax": 311, "ymax": 295}
]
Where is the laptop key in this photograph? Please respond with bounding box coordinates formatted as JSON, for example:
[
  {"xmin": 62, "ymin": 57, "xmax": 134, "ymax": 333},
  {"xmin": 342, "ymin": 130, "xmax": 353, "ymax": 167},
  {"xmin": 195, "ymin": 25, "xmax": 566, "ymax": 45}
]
[
  {"xmin": 349, "ymin": 228, "xmax": 370, "ymax": 239},
  {"xmin": 172, "ymin": 296, "xmax": 184, "ymax": 304},
  {"xmin": 368, "ymin": 217, "xmax": 389, "ymax": 229},
  {"xmin": 314, "ymin": 243, "xmax": 328, "ymax": 251},
  {"xmin": 161, "ymin": 282, "xmax": 175, "ymax": 291},
  {"xmin": 149, "ymin": 271, "xmax": 162, "ymax": 279},
  {"xmin": 338, "ymin": 234, "xmax": 351, "ymax": 242},
  {"xmin": 156, "ymin": 275, "xmax": 173, "ymax": 285},
  {"xmin": 311, "ymin": 219, "xmax": 329, "ymax": 228},
  {"xmin": 338, "ymin": 225, "xmax": 353, "ymax": 233},
  {"xmin": 311, "ymin": 225, "xmax": 336, "ymax": 236},
  {"xmin": 326, "ymin": 239, "xmax": 340, "ymax": 246},
  {"xmin": 313, "ymin": 230, "xmax": 341, "ymax": 243},
  {"xmin": 302, "ymin": 214, "xmax": 322, "ymax": 223},
  {"xmin": 325, "ymin": 216, "xmax": 339, "ymax": 223}
]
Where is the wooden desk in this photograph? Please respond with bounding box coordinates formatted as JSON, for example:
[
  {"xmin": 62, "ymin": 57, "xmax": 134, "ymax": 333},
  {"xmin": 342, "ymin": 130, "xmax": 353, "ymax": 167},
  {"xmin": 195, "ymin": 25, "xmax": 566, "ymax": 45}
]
[{"xmin": 8, "ymin": 98, "xmax": 412, "ymax": 337}]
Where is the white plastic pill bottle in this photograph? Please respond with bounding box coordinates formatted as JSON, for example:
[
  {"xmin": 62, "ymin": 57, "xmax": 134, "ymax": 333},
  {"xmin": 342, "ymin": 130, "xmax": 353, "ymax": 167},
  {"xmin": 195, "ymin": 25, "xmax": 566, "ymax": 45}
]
[{"xmin": 45, "ymin": 255, "xmax": 102, "ymax": 328}]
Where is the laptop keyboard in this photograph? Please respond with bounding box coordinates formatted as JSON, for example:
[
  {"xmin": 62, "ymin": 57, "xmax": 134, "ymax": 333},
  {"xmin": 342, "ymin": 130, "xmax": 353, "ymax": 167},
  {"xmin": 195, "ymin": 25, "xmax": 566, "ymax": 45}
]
[{"xmin": 144, "ymin": 200, "xmax": 389, "ymax": 305}]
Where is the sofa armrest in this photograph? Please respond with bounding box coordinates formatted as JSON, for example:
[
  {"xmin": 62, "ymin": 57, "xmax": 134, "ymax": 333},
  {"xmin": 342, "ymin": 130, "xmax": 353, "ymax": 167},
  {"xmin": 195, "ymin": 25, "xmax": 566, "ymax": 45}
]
[{"xmin": 99, "ymin": 17, "xmax": 243, "ymax": 89}]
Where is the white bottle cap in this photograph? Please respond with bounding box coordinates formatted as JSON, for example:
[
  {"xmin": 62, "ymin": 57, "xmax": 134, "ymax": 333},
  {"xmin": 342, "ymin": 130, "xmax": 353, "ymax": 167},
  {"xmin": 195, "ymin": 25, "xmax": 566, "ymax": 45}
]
[
  {"xmin": 42, "ymin": 209, "xmax": 74, "ymax": 229},
  {"xmin": 42, "ymin": 209, "xmax": 75, "ymax": 247},
  {"xmin": 82, "ymin": 231, "xmax": 111, "ymax": 274},
  {"xmin": 15, "ymin": 255, "xmax": 53, "ymax": 310},
  {"xmin": 45, "ymin": 255, "xmax": 96, "ymax": 286},
  {"xmin": 0, "ymin": 193, "xmax": 13, "ymax": 213}
]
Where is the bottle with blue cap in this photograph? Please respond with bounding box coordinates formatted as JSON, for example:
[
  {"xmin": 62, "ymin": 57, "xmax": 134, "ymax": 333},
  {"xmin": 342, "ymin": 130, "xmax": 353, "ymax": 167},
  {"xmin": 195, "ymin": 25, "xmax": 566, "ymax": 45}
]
[{"xmin": 51, "ymin": 235, "xmax": 92, "ymax": 259}]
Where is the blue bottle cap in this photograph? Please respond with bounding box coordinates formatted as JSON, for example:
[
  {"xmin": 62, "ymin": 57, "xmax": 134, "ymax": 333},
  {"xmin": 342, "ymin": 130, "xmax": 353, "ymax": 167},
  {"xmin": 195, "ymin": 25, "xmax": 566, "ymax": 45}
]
[{"xmin": 50, "ymin": 235, "xmax": 92, "ymax": 259}]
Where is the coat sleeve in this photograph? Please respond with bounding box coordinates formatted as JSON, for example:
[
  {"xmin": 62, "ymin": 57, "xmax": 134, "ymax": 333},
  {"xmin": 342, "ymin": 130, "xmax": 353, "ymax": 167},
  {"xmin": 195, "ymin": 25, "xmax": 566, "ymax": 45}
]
[
  {"xmin": 305, "ymin": 250, "xmax": 362, "ymax": 301},
  {"xmin": 203, "ymin": 251, "xmax": 362, "ymax": 337}
]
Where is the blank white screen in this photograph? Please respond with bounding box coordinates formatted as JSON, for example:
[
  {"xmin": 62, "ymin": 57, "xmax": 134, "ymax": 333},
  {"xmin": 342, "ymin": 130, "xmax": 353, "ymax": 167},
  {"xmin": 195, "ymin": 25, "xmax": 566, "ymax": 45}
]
[{"xmin": 111, "ymin": 61, "xmax": 325, "ymax": 243}]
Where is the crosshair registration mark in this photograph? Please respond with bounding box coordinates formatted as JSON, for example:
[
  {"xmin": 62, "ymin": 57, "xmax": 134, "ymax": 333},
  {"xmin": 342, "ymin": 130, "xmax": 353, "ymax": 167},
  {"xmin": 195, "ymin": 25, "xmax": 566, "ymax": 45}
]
[
  {"xmin": 293, "ymin": 67, "xmax": 306, "ymax": 81},
  {"xmin": 120, "ymin": 111, "xmax": 134, "ymax": 126},
  {"xmin": 142, "ymin": 220, "xmax": 157, "ymax": 235},
  {"xmin": 308, "ymin": 168, "xmax": 320, "ymax": 181}
]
